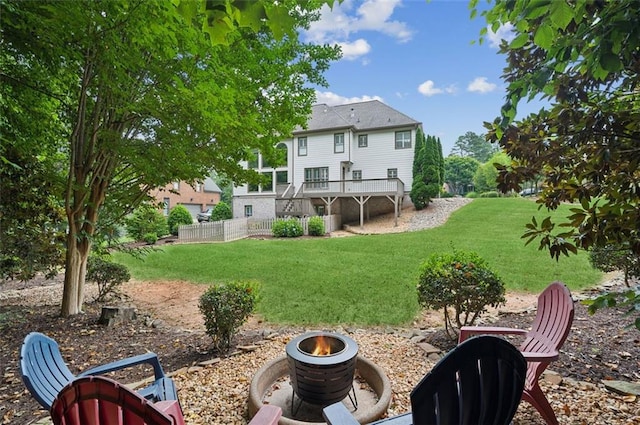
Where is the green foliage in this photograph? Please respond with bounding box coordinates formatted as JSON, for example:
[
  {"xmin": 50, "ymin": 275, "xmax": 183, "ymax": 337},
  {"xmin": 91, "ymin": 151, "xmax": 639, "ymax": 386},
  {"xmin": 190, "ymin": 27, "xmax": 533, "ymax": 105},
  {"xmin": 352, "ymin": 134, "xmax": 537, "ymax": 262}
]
[
  {"xmin": 478, "ymin": 0, "xmax": 640, "ymax": 261},
  {"xmin": 307, "ymin": 216, "xmax": 325, "ymax": 236},
  {"xmin": 589, "ymin": 245, "xmax": 640, "ymax": 287},
  {"xmin": 126, "ymin": 205, "xmax": 168, "ymax": 242},
  {"xmin": 451, "ymin": 131, "xmax": 497, "ymax": 162},
  {"xmin": 417, "ymin": 250, "xmax": 506, "ymax": 340},
  {"xmin": 583, "ymin": 289, "xmax": 640, "ymax": 331},
  {"xmin": 86, "ymin": 256, "xmax": 131, "ymax": 302},
  {"xmin": 473, "ymin": 152, "xmax": 510, "ymax": 194},
  {"xmin": 212, "ymin": 201, "xmax": 232, "ymax": 221},
  {"xmin": 198, "ymin": 281, "xmax": 259, "ymax": 352},
  {"xmin": 167, "ymin": 205, "xmax": 193, "ymax": 235},
  {"xmin": 272, "ymin": 218, "xmax": 303, "ymax": 238},
  {"xmin": 479, "ymin": 191, "xmax": 499, "ymax": 198},
  {"xmin": 444, "ymin": 156, "xmax": 480, "ymax": 195},
  {"xmin": 2, "ymin": 0, "xmax": 340, "ymax": 315},
  {"xmin": 411, "ymin": 131, "xmax": 443, "ymax": 209},
  {"xmin": 465, "ymin": 191, "xmax": 478, "ymax": 198},
  {"xmin": 0, "ymin": 145, "xmax": 66, "ymax": 281},
  {"xmin": 143, "ymin": 233, "xmax": 158, "ymax": 245}
]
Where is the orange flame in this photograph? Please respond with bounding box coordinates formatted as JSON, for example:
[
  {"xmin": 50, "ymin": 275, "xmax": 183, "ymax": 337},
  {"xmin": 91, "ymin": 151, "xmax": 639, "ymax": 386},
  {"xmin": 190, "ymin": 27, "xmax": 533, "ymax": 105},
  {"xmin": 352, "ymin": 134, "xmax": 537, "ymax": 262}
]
[{"xmin": 310, "ymin": 335, "xmax": 332, "ymax": 356}]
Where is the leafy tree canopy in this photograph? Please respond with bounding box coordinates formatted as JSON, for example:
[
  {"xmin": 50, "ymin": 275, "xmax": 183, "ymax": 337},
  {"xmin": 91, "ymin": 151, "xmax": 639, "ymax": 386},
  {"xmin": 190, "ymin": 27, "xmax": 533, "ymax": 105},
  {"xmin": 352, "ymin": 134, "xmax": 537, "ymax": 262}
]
[
  {"xmin": 444, "ymin": 156, "xmax": 480, "ymax": 195},
  {"xmin": 474, "ymin": 0, "xmax": 640, "ymax": 259},
  {"xmin": 1, "ymin": 0, "xmax": 340, "ymax": 315},
  {"xmin": 451, "ymin": 131, "xmax": 498, "ymax": 163}
]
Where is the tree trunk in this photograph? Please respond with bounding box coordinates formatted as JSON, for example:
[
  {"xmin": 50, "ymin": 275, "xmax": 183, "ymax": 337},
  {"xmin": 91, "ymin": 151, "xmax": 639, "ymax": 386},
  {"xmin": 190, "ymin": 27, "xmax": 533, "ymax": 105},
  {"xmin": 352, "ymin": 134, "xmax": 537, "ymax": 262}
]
[{"xmin": 61, "ymin": 230, "xmax": 91, "ymax": 316}]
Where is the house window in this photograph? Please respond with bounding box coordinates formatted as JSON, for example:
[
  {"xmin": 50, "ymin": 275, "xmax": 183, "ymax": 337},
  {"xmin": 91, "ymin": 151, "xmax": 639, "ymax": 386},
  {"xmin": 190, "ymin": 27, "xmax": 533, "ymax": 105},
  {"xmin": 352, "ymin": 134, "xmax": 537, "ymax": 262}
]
[
  {"xmin": 352, "ymin": 170, "xmax": 362, "ymax": 180},
  {"xmin": 248, "ymin": 181, "xmax": 259, "ymax": 192},
  {"xmin": 244, "ymin": 205, "xmax": 253, "ymax": 217},
  {"xmin": 276, "ymin": 170, "xmax": 288, "ymax": 184},
  {"xmin": 395, "ymin": 130, "xmax": 411, "ymax": 149},
  {"xmin": 195, "ymin": 182, "xmax": 201, "ymax": 192},
  {"xmin": 172, "ymin": 182, "xmax": 180, "ymax": 191},
  {"xmin": 298, "ymin": 137, "xmax": 307, "ymax": 156},
  {"xmin": 248, "ymin": 149, "xmax": 259, "ymax": 169},
  {"xmin": 276, "ymin": 143, "xmax": 288, "ymax": 167},
  {"xmin": 304, "ymin": 167, "xmax": 329, "ymax": 189},
  {"xmin": 387, "ymin": 168, "xmax": 398, "ymax": 179},
  {"xmin": 163, "ymin": 198, "xmax": 170, "ymax": 216},
  {"xmin": 334, "ymin": 133, "xmax": 344, "ymax": 153},
  {"xmin": 261, "ymin": 172, "xmax": 273, "ymax": 192},
  {"xmin": 358, "ymin": 134, "xmax": 368, "ymax": 148}
]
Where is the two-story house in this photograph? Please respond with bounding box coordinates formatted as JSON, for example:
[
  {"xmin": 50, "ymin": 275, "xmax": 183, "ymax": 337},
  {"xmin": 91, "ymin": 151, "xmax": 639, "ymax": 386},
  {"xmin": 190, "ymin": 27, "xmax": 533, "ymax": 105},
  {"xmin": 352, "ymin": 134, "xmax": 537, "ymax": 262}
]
[
  {"xmin": 152, "ymin": 177, "xmax": 222, "ymax": 221},
  {"xmin": 232, "ymin": 100, "xmax": 422, "ymax": 226}
]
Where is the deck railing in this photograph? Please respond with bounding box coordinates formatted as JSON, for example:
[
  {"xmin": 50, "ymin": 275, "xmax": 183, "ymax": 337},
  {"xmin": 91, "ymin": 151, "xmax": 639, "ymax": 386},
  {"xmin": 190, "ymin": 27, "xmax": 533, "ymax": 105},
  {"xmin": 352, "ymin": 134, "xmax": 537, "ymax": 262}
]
[{"xmin": 300, "ymin": 178, "xmax": 404, "ymax": 197}]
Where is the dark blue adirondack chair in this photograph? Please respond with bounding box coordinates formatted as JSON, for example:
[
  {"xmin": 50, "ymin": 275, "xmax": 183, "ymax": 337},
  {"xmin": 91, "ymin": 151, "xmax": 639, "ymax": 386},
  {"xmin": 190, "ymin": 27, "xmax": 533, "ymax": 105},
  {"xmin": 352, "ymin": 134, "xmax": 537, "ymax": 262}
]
[
  {"xmin": 323, "ymin": 335, "xmax": 527, "ymax": 425},
  {"xmin": 20, "ymin": 332, "xmax": 177, "ymax": 410}
]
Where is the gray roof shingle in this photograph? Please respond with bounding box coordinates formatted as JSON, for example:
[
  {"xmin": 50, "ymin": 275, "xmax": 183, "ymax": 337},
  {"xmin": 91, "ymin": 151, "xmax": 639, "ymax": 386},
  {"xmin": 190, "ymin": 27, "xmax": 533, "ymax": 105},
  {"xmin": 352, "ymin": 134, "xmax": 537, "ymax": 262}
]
[{"xmin": 294, "ymin": 100, "xmax": 421, "ymax": 134}]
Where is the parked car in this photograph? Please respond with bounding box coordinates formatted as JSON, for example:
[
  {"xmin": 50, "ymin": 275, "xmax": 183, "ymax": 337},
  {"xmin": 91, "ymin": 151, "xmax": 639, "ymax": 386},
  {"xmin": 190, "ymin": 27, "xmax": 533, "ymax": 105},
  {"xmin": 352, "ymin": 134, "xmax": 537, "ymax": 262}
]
[
  {"xmin": 519, "ymin": 187, "xmax": 539, "ymax": 197},
  {"xmin": 197, "ymin": 208, "xmax": 212, "ymax": 222}
]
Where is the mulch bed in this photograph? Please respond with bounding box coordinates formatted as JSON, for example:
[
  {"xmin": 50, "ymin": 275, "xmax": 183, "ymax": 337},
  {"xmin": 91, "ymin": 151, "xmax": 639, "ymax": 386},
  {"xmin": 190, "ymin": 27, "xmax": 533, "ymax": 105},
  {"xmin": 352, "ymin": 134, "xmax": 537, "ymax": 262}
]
[{"xmin": 1, "ymin": 282, "xmax": 639, "ymax": 424}]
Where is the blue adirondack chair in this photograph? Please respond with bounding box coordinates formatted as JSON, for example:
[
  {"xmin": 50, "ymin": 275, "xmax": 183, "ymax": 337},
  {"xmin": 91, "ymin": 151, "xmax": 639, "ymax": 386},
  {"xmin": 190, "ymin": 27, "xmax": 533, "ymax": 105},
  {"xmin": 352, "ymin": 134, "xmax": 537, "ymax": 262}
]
[{"xmin": 20, "ymin": 332, "xmax": 178, "ymax": 410}]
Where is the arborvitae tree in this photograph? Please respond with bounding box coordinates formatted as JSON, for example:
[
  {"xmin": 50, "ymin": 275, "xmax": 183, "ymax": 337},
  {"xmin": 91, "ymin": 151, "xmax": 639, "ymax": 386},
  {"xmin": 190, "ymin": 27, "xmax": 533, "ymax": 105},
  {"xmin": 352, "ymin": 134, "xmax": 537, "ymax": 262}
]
[
  {"xmin": 411, "ymin": 132, "xmax": 443, "ymax": 209},
  {"xmin": 436, "ymin": 137, "xmax": 445, "ymax": 190}
]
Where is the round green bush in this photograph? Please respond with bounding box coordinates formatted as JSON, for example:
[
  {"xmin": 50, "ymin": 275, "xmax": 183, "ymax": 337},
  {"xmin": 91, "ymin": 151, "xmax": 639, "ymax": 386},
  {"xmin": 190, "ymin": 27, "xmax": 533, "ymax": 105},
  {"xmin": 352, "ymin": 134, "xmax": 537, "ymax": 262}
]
[
  {"xmin": 167, "ymin": 204, "xmax": 193, "ymax": 235},
  {"xmin": 212, "ymin": 201, "xmax": 232, "ymax": 221},
  {"xmin": 479, "ymin": 191, "xmax": 500, "ymax": 198},
  {"xmin": 143, "ymin": 233, "xmax": 158, "ymax": 244},
  {"xmin": 198, "ymin": 280, "xmax": 259, "ymax": 353},
  {"xmin": 307, "ymin": 216, "xmax": 325, "ymax": 236},
  {"xmin": 272, "ymin": 218, "xmax": 303, "ymax": 238},
  {"xmin": 125, "ymin": 205, "xmax": 168, "ymax": 241},
  {"xmin": 417, "ymin": 250, "xmax": 506, "ymax": 340},
  {"xmin": 86, "ymin": 256, "xmax": 131, "ymax": 302}
]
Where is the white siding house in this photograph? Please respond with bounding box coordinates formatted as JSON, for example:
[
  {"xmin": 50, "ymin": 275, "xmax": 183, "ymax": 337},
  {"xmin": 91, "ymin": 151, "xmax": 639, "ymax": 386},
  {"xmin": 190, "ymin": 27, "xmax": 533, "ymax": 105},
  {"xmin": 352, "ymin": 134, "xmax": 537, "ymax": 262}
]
[{"xmin": 233, "ymin": 100, "xmax": 422, "ymax": 224}]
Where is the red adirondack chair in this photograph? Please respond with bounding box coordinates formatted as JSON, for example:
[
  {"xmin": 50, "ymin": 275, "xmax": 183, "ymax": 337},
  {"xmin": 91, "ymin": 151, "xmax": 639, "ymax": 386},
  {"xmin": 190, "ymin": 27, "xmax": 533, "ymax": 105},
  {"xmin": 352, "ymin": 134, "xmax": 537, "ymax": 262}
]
[
  {"xmin": 51, "ymin": 375, "xmax": 282, "ymax": 425},
  {"xmin": 459, "ymin": 281, "xmax": 575, "ymax": 425}
]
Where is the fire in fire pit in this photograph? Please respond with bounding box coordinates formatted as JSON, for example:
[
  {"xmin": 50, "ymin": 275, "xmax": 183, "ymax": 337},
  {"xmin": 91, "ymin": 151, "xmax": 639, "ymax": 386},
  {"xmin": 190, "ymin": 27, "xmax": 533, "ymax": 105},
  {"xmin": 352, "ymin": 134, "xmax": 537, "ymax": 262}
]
[{"xmin": 286, "ymin": 332, "xmax": 359, "ymax": 416}]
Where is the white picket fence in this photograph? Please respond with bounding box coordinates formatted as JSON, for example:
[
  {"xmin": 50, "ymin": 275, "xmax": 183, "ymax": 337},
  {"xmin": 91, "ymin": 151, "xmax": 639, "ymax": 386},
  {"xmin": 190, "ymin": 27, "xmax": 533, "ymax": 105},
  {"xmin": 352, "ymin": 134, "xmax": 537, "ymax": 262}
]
[{"xmin": 178, "ymin": 215, "xmax": 341, "ymax": 243}]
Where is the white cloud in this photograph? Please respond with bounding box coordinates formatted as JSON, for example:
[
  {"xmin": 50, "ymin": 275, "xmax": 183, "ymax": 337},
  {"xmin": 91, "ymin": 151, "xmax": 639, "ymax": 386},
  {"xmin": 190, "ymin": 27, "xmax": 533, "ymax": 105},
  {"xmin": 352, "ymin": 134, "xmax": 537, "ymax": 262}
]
[
  {"xmin": 467, "ymin": 77, "xmax": 497, "ymax": 93},
  {"xmin": 305, "ymin": 0, "xmax": 413, "ymax": 61},
  {"xmin": 315, "ymin": 90, "xmax": 384, "ymax": 106},
  {"xmin": 486, "ymin": 23, "xmax": 515, "ymax": 48},
  {"xmin": 338, "ymin": 39, "xmax": 371, "ymax": 61},
  {"xmin": 417, "ymin": 80, "xmax": 443, "ymax": 97}
]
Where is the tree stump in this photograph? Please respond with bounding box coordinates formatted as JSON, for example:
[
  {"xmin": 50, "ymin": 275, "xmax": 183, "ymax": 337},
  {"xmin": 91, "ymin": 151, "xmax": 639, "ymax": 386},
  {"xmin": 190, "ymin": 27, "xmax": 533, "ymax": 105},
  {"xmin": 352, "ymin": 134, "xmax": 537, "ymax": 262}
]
[{"xmin": 99, "ymin": 306, "xmax": 136, "ymax": 326}]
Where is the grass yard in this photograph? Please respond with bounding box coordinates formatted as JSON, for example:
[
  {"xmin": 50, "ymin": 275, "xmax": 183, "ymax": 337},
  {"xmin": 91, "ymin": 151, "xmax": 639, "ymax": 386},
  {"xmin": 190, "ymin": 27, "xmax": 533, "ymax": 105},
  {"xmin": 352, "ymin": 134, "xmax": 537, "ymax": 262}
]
[{"xmin": 114, "ymin": 198, "xmax": 602, "ymax": 326}]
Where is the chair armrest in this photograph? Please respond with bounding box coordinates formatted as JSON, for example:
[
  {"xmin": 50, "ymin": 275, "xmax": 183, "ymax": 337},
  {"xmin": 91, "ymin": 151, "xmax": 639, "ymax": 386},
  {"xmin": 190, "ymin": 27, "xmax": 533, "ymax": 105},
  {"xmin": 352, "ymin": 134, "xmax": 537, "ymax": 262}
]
[
  {"xmin": 155, "ymin": 400, "xmax": 185, "ymax": 425},
  {"xmin": 248, "ymin": 405, "xmax": 282, "ymax": 425},
  {"xmin": 520, "ymin": 350, "xmax": 559, "ymax": 363},
  {"xmin": 323, "ymin": 402, "xmax": 360, "ymax": 425},
  {"xmin": 458, "ymin": 326, "xmax": 528, "ymax": 343},
  {"xmin": 78, "ymin": 352, "xmax": 165, "ymax": 381}
]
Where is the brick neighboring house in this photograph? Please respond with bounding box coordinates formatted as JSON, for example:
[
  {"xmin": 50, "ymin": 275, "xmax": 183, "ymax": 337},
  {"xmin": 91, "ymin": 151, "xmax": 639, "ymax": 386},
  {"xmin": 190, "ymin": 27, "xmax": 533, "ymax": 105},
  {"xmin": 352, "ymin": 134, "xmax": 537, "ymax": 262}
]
[
  {"xmin": 152, "ymin": 177, "xmax": 222, "ymax": 221},
  {"xmin": 232, "ymin": 100, "xmax": 422, "ymax": 225}
]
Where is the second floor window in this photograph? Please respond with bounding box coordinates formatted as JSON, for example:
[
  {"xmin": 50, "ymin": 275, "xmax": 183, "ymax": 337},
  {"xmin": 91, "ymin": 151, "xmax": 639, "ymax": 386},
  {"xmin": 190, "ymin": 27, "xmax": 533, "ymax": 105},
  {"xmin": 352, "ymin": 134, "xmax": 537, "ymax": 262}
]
[
  {"xmin": 298, "ymin": 137, "xmax": 307, "ymax": 156},
  {"xmin": 352, "ymin": 170, "xmax": 362, "ymax": 180},
  {"xmin": 248, "ymin": 149, "xmax": 259, "ymax": 169},
  {"xmin": 387, "ymin": 168, "xmax": 398, "ymax": 179},
  {"xmin": 244, "ymin": 205, "xmax": 253, "ymax": 217},
  {"xmin": 395, "ymin": 130, "xmax": 411, "ymax": 149},
  {"xmin": 358, "ymin": 134, "xmax": 368, "ymax": 148},
  {"xmin": 334, "ymin": 133, "xmax": 345, "ymax": 153}
]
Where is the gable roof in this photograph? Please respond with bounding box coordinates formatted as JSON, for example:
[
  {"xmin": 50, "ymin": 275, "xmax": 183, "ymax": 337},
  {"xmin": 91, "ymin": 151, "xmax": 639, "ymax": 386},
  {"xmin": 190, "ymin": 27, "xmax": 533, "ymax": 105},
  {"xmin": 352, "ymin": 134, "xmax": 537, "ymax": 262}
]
[{"xmin": 294, "ymin": 100, "xmax": 421, "ymax": 134}]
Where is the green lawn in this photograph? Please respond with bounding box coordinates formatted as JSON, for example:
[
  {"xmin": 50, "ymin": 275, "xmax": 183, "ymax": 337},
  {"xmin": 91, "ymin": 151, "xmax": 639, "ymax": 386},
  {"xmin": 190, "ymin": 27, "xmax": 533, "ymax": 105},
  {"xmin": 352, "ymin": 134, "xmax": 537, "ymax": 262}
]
[{"xmin": 114, "ymin": 198, "xmax": 601, "ymax": 326}]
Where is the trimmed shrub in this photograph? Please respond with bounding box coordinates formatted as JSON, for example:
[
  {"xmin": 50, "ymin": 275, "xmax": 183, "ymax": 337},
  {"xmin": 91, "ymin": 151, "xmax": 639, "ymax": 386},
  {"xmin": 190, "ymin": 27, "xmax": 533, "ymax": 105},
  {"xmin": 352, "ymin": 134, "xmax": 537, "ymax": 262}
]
[
  {"xmin": 479, "ymin": 191, "xmax": 500, "ymax": 198},
  {"xmin": 212, "ymin": 201, "xmax": 232, "ymax": 221},
  {"xmin": 86, "ymin": 256, "xmax": 131, "ymax": 302},
  {"xmin": 272, "ymin": 218, "xmax": 303, "ymax": 238},
  {"xmin": 465, "ymin": 191, "xmax": 478, "ymax": 198},
  {"xmin": 143, "ymin": 233, "xmax": 158, "ymax": 244},
  {"xmin": 308, "ymin": 216, "xmax": 325, "ymax": 236},
  {"xmin": 167, "ymin": 204, "xmax": 193, "ymax": 235},
  {"xmin": 417, "ymin": 250, "xmax": 506, "ymax": 340},
  {"xmin": 199, "ymin": 280, "xmax": 259, "ymax": 353},
  {"xmin": 589, "ymin": 244, "xmax": 640, "ymax": 287},
  {"xmin": 125, "ymin": 205, "xmax": 168, "ymax": 241}
]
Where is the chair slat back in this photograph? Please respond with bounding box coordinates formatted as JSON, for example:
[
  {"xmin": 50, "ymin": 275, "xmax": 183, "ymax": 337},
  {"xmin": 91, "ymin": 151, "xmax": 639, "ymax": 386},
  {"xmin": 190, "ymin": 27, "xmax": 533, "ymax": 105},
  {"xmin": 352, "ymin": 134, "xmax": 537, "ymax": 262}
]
[
  {"xmin": 20, "ymin": 332, "xmax": 75, "ymax": 409},
  {"xmin": 523, "ymin": 281, "xmax": 574, "ymax": 353},
  {"xmin": 51, "ymin": 376, "xmax": 174, "ymax": 425},
  {"xmin": 410, "ymin": 335, "xmax": 527, "ymax": 425}
]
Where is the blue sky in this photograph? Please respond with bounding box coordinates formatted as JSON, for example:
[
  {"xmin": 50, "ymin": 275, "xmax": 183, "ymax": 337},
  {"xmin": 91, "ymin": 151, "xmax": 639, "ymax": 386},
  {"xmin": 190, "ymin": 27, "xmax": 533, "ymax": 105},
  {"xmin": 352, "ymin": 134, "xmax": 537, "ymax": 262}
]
[{"xmin": 301, "ymin": 0, "xmax": 542, "ymax": 156}]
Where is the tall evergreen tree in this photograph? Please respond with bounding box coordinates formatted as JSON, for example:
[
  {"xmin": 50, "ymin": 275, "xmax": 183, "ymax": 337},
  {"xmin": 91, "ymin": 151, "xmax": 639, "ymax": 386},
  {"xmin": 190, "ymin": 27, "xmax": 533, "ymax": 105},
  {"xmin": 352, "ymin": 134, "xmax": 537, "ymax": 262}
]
[{"xmin": 411, "ymin": 132, "xmax": 443, "ymax": 209}]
